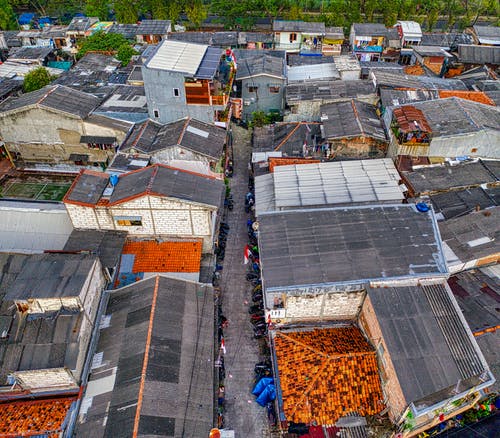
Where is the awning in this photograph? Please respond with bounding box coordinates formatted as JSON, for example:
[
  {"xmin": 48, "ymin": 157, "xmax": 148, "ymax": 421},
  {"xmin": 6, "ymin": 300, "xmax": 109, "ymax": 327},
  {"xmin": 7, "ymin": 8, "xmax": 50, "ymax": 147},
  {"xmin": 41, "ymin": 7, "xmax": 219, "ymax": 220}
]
[
  {"xmin": 80, "ymin": 136, "xmax": 117, "ymax": 144},
  {"xmin": 69, "ymin": 153, "xmax": 89, "ymax": 162}
]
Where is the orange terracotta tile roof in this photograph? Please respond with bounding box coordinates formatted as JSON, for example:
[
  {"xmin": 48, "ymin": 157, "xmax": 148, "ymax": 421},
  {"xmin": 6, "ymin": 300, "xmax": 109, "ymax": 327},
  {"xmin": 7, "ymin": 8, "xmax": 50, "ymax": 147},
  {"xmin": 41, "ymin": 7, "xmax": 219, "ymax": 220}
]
[
  {"xmin": 438, "ymin": 90, "xmax": 495, "ymax": 106},
  {"xmin": 404, "ymin": 64, "xmax": 425, "ymax": 76},
  {"xmin": 122, "ymin": 239, "xmax": 202, "ymax": 273},
  {"xmin": 269, "ymin": 158, "xmax": 321, "ymax": 173},
  {"xmin": 0, "ymin": 396, "xmax": 76, "ymax": 436},
  {"xmin": 274, "ymin": 326, "xmax": 383, "ymax": 426}
]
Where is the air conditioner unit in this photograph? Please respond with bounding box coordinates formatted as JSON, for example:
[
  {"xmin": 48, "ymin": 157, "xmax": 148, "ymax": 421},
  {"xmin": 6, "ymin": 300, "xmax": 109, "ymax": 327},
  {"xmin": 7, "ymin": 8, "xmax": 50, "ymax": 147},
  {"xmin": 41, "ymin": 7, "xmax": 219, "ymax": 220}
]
[{"xmin": 243, "ymin": 100, "xmax": 251, "ymax": 106}]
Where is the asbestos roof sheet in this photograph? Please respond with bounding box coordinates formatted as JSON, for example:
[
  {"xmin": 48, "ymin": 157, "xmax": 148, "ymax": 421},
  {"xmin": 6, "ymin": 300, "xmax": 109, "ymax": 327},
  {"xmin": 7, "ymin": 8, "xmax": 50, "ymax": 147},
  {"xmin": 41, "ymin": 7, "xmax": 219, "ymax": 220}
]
[
  {"xmin": 5, "ymin": 253, "xmax": 97, "ymax": 300},
  {"xmin": 473, "ymin": 25, "xmax": 500, "ymax": 45},
  {"xmin": 236, "ymin": 54, "xmax": 285, "ymax": 80},
  {"xmin": 0, "ymin": 201, "xmax": 72, "ymax": 254},
  {"xmin": 397, "ymin": 21, "xmax": 422, "ymax": 38},
  {"xmin": 287, "ymin": 63, "xmax": 340, "ymax": 82},
  {"xmin": 439, "ymin": 206, "xmax": 500, "ymax": 263},
  {"xmin": 379, "ymin": 88, "xmax": 438, "ymax": 109},
  {"xmin": 321, "ymin": 99, "xmax": 387, "ymax": 141},
  {"xmin": 367, "ymin": 282, "xmax": 487, "ymax": 407},
  {"xmin": 64, "ymin": 170, "xmax": 109, "ymax": 206},
  {"xmin": 409, "ymin": 97, "xmax": 500, "ymax": 136},
  {"xmin": 458, "ymin": 44, "xmax": 500, "ymax": 65},
  {"xmin": 75, "ymin": 276, "xmax": 214, "ymax": 438},
  {"xmin": 137, "ymin": 19, "xmax": 171, "ymax": 35},
  {"xmin": 0, "ymin": 84, "xmax": 101, "ymax": 118},
  {"xmin": 403, "ymin": 160, "xmax": 500, "ymax": 195},
  {"xmin": 258, "ymin": 204, "xmax": 446, "ymax": 290},
  {"xmin": 273, "ymin": 20, "xmax": 326, "ymax": 33},
  {"xmin": 256, "ymin": 159, "xmax": 404, "ymax": 214},
  {"xmin": 106, "ymin": 164, "xmax": 224, "ymax": 208},
  {"xmin": 352, "ymin": 23, "xmax": 387, "ymax": 37},
  {"xmin": 430, "ymin": 187, "xmax": 499, "ymax": 220},
  {"xmin": 108, "ymin": 23, "xmax": 139, "ymax": 39},
  {"xmin": 286, "ymin": 80, "xmax": 375, "ymax": 104},
  {"xmin": 63, "ymin": 229, "xmax": 127, "ymax": 269},
  {"xmin": 371, "ymin": 71, "xmax": 468, "ymax": 91},
  {"xmin": 145, "ymin": 40, "xmax": 208, "ymax": 75}
]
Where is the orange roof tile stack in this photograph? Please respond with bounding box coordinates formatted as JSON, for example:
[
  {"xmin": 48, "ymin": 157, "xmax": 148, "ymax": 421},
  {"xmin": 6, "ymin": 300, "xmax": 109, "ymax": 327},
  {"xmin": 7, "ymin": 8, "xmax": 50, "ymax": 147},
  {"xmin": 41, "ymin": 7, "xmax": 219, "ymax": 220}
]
[
  {"xmin": 274, "ymin": 326, "xmax": 383, "ymax": 425},
  {"xmin": 269, "ymin": 158, "xmax": 321, "ymax": 173},
  {"xmin": 0, "ymin": 396, "xmax": 76, "ymax": 436},
  {"xmin": 122, "ymin": 239, "xmax": 202, "ymax": 273},
  {"xmin": 438, "ymin": 90, "xmax": 495, "ymax": 106}
]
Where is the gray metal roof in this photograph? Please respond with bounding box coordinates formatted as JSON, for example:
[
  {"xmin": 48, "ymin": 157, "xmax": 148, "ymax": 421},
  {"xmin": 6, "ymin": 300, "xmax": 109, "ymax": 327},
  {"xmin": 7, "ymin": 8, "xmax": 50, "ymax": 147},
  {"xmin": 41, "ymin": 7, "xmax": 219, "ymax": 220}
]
[
  {"xmin": 420, "ymin": 32, "xmax": 472, "ymax": 48},
  {"xmin": 473, "ymin": 25, "xmax": 500, "ymax": 44},
  {"xmin": 8, "ymin": 46, "xmax": 54, "ymax": 60},
  {"xmin": 273, "ymin": 20, "xmax": 326, "ymax": 33},
  {"xmin": 286, "ymin": 80, "xmax": 376, "ymax": 104},
  {"xmin": 108, "ymin": 23, "xmax": 139, "ymax": 39},
  {"xmin": 5, "ymin": 253, "xmax": 97, "ymax": 300},
  {"xmin": 408, "ymin": 97, "xmax": 500, "ymax": 137},
  {"xmin": 321, "ymin": 99, "xmax": 387, "ymax": 141},
  {"xmin": 67, "ymin": 16, "xmax": 98, "ymax": 32},
  {"xmin": 371, "ymin": 71, "xmax": 468, "ymax": 91},
  {"xmin": 287, "ymin": 63, "xmax": 340, "ymax": 82},
  {"xmin": 403, "ymin": 160, "xmax": 500, "ymax": 195},
  {"xmin": 0, "ymin": 84, "xmax": 102, "ymax": 118},
  {"xmin": 64, "ymin": 171, "xmax": 109, "ymax": 206},
  {"xmin": 379, "ymin": 88, "xmax": 438, "ymax": 109},
  {"xmin": 255, "ymin": 159, "xmax": 404, "ymax": 215},
  {"xmin": 258, "ymin": 205, "xmax": 447, "ymax": 291},
  {"xmin": 458, "ymin": 44, "xmax": 500, "ymax": 65},
  {"xmin": 236, "ymin": 54, "xmax": 285, "ymax": 80},
  {"xmin": 367, "ymin": 282, "xmax": 487, "ymax": 407},
  {"xmin": 287, "ymin": 53, "xmax": 335, "ymax": 67},
  {"xmin": 136, "ymin": 19, "xmax": 171, "ymax": 35},
  {"xmin": 75, "ymin": 275, "xmax": 214, "ymax": 438},
  {"xmin": 0, "ymin": 78, "xmax": 22, "ymax": 101},
  {"xmin": 0, "ymin": 201, "xmax": 73, "ymax": 254},
  {"xmin": 439, "ymin": 206, "xmax": 500, "ymax": 263},
  {"xmin": 352, "ymin": 23, "xmax": 388, "ymax": 37},
  {"xmin": 430, "ymin": 187, "xmax": 499, "ymax": 220},
  {"xmin": 63, "ymin": 229, "xmax": 127, "ymax": 269},
  {"xmin": 96, "ymin": 85, "xmax": 147, "ymax": 114},
  {"xmin": 107, "ymin": 164, "xmax": 224, "ymax": 208},
  {"xmin": 121, "ymin": 117, "xmax": 225, "ymax": 160}
]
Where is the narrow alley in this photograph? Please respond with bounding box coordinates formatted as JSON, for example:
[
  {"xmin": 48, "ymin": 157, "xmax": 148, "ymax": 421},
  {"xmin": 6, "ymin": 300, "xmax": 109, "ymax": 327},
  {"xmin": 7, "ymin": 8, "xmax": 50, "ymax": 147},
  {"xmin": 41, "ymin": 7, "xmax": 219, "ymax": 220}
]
[{"xmin": 219, "ymin": 125, "xmax": 269, "ymax": 437}]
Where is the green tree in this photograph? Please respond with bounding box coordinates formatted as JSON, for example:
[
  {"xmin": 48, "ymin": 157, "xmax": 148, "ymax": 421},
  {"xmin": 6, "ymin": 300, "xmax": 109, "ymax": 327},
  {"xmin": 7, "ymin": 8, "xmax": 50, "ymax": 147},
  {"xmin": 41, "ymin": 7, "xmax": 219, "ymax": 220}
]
[
  {"xmin": 166, "ymin": 0, "xmax": 184, "ymax": 22},
  {"xmin": 114, "ymin": 0, "xmax": 139, "ymax": 24},
  {"xmin": 150, "ymin": 0, "xmax": 169, "ymax": 19},
  {"xmin": 0, "ymin": 0, "xmax": 17, "ymax": 30},
  {"xmin": 116, "ymin": 43, "xmax": 137, "ymax": 65},
  {"xmin": 23, "ymin": 67, "xmax": 53, "ymax": 92},
  {"xmin": 77, "ymin": 31, "xmax": 131, "ymax": 58},
  {"xmin": 186, "ymin": 0, "xmax": 207, "ymax": 29},
  {"xmin": 85, "ymin": 0, "xmax": 109, "ymax": 20}
]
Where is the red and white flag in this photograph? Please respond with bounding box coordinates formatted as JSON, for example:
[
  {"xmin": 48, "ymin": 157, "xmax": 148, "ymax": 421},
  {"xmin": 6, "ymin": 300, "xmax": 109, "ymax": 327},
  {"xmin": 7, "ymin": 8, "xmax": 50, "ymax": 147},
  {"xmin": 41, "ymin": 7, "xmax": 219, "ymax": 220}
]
[
  {"xmin": 220, "ymin": 337, "xmax": 226, "ymax": 354},
  {"xmin": 243, "ymin": 244, "xmax": 251, "ymax": 264}
]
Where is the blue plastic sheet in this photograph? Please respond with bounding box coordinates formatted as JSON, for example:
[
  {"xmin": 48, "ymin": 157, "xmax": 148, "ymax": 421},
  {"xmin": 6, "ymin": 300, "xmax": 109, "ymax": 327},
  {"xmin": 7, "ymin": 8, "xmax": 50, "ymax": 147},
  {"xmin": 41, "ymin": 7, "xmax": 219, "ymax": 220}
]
[
  {"xmin": 252, "ymin": 377, "xmax": 273, "ymax": 396},
  {"xmin": 256, "ymin": 384, "xmax": 276, "ymax": 406}
]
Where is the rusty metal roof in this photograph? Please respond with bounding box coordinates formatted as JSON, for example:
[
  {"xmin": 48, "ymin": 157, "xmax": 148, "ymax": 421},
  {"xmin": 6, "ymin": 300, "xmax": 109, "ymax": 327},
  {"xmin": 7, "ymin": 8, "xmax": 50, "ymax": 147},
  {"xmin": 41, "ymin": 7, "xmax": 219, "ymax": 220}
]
[{"xmin": 393, "ymin": 105, "xmax": 432, "ymax": 133}]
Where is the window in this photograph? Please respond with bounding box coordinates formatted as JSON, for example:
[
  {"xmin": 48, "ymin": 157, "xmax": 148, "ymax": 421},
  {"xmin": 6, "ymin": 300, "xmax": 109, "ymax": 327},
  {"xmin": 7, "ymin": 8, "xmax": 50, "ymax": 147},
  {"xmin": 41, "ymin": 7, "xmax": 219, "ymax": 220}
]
[
  {"xmin": 173, "ymin": 88, "xmax": 180, "ymax": 97},
  {"xmin": 153, "ymin": 109, "xmax": 159, "ymax": 118},
  {"xmin": 289, "ymin": 32, "xmax": 297, "ymax": 43},
  {"xmin": 269, "ymin": 85, "xmax": 280, "ymax": 94},
  {"xmin": 248, "ymin": 85, "xmax": 258, "ymax": 93},
  {"xmin": 114, "ymin": 216, "xmax": 143, "ymax": 226}
]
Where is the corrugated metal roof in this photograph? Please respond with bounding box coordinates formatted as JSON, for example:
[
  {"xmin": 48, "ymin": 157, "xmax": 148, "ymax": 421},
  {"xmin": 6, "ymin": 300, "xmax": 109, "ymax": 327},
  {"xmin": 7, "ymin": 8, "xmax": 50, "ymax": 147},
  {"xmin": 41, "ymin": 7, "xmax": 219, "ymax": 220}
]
[
  {"xmin": 287, "ymin": 63, "xmax": 340, "ymax": 82},
  {"xmin": 0, "ymin": 201, "xmax": 72, "ymax": 254},
  {"xmin": 146, "ymin": 40, "xmax": 208, "ymax": 75},
  {"xmin": 267, "ymin": 159, "xmax": 404, "ymax": 211},
  {"xmin": 393, "ymin": 105, "xmax": 432, "ymax": 133}
]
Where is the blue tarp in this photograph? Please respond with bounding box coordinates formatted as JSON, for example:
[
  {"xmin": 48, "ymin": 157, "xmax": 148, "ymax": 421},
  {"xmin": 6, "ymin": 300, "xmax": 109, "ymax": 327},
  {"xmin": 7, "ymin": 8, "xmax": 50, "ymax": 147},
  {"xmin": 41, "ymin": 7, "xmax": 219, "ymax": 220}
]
[
  {"xmin": 252, "ymin": 377, "xmax": 273, "ymax": 396},
  {"xmin": 256, "ymin": 384, "xmax": 276, "ymax": 406},
  {"xmin": 19, "ymin": 13, "xmax": 36, "ymax": 25}
]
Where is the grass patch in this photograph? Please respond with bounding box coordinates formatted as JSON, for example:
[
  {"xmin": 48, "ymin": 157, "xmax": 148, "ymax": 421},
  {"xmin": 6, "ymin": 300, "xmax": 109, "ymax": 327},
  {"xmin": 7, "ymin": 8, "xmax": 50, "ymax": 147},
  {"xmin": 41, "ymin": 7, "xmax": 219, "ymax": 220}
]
[{"xmin": 2, "ymin": 182, "xmax": 71, "ymax": 201}]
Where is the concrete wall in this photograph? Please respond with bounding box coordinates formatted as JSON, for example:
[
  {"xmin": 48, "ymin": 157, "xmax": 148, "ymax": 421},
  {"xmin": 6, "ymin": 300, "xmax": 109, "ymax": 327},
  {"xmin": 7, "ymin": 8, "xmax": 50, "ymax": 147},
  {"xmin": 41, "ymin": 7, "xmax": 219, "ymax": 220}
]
[
  {"xmin": 328, "ymin": 136, "xmax": 387, "ymax": 158},
  {"xmin": 266, "ymin": 285, "xmax": 365, "ymax": 324},
  {"xmin": 65, "ymin": 195, "xmax": 216, "ymax": 252},
  {"xmin": 0, "ymin": 107, "xmax": 124, "ymax": 164},
  {"xmin": 359, "ymin": 294, "xmax": 408, "ymax": 422},
  {"xmin": 240, "ymin": 76, "xmax": 284, "ymax": 120},
  {"xmin": 143, "ymin": 67, "xmax": 189, "ymax": 123}
]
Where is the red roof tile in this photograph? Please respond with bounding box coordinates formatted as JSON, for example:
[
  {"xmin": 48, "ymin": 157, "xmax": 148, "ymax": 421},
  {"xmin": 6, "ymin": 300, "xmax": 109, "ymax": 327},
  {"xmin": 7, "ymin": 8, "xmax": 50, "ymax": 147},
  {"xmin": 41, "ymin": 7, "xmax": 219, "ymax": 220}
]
[
  {"xmin": 274, "ymin": 326, "xmax": 383, "ymax": 426},
  {"xmin": 438, "ymin": 91, "xmax": 495, "ymax": 106},
  {"xmin": 0, "ymin": 396, "xmax": 76, "ymax": 436},
  {"xmin": 393, "ymin": 105, "xmax": 432, "ymax": 133},
  {"xmin": 122, "ymin": 239, "xmax": 202, "ymax": 273}
]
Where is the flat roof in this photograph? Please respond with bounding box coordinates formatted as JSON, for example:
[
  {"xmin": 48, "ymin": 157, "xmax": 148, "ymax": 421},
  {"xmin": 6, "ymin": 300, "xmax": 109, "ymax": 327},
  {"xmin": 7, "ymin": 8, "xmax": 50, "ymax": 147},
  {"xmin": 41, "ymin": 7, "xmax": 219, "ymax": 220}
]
[
  {"xmin": 287, "ymin": 63, "xmax": 340, "ymax": 82},
  {"xmin": 259, "ymin": 204, "xmax": 447, "ymax": 291},
  {"xmin": 145, "ymin": 40, "xmax": 208, "ymax": 75}
]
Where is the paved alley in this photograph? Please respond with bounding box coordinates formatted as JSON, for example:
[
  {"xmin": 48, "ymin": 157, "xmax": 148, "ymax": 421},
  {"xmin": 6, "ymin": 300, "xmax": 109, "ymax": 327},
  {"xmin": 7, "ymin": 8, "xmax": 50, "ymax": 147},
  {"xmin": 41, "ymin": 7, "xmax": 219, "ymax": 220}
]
[{"xmin": 219, "ymin": 125, "xmax": 269, "ymax": 437}]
